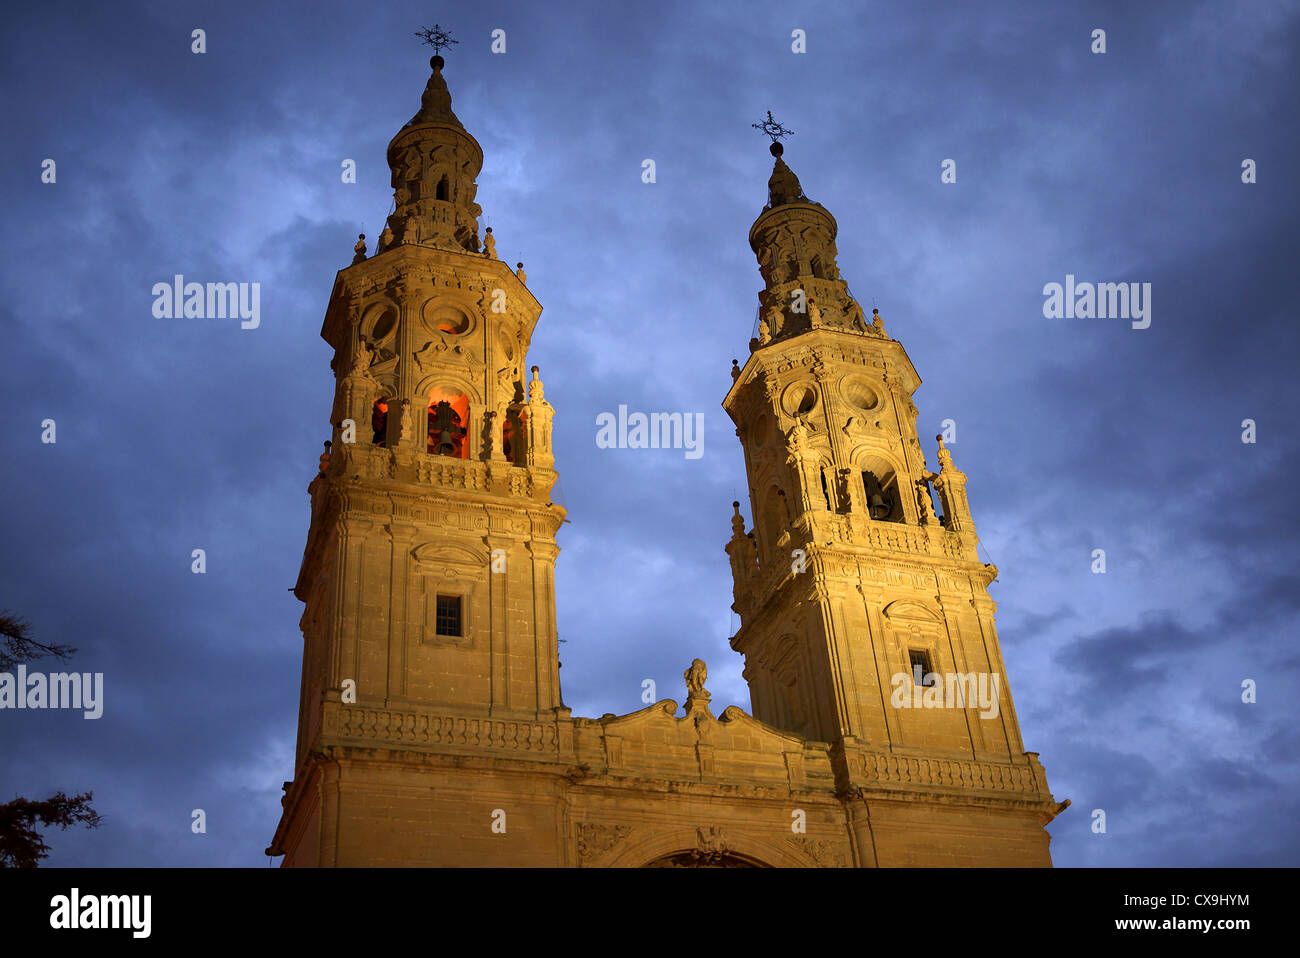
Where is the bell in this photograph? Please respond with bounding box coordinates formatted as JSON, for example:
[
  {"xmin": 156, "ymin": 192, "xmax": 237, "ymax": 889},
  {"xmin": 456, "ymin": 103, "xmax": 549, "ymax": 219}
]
[{"xmin": 869, "ymin": 493, "xmax": 888, "ymax": 519}]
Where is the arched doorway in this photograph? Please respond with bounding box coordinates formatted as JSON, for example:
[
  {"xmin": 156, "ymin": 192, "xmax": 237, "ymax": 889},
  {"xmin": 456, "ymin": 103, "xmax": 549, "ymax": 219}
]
[{"xmin": 642, "ymin": 850, "xmax": 769, "ymax": 868}]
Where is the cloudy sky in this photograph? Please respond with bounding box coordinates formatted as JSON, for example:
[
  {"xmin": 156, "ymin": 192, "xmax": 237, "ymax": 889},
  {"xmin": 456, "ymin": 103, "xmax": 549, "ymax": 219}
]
[{"xmin": 2, "ymin": 0, "xmax": 1297, "ymax": 867}]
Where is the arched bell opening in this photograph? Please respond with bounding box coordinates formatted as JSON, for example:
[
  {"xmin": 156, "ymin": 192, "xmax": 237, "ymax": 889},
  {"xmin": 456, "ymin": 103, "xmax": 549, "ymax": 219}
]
[
  {"xmin": 370, "ymin": 398, "xmax": 390, "ymax": 447},
  {"xmin": 759, "ymin": 484, "xmax": 788, "ymax": 559},
  {"xmin": 502, "ymin": 407, "xmax": 525, "ymax": 464},
  {"xmin": 426, "ymin": 387, "xmax": 469, "ymax": 458},
  {"xmin": 861, "ymin": 469, "xmax": 903, "ymax": 523}
]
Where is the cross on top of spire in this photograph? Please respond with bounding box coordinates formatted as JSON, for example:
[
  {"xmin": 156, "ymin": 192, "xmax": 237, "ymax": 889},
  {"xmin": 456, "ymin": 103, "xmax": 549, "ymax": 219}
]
[
  {"xmin": 752, "ymin": 111, "xmax": 794, "ymax": 156},
  {"xmin": 415, "ymin": 23, "xmax": 458, "ymax": 57}
]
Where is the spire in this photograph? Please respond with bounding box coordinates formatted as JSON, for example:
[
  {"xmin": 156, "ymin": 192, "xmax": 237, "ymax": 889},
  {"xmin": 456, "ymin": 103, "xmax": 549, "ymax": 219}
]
[
  {"xmin": 766, "ymin": 143, "xmax": 808, "ymax": 208},
  {"xmin": 745, "ymin": 113, "xmax": 852, "ymax": 347},
  {"xmin": 381, "ymin": 31, "xmax": 484, "ymax": 254},
  {"xmin": 751, "ymin": 111, "xmax": 808, "ymax": 208},
  {"xmin": 404, "ymin": 54, "xmax": 464, "ymax": 130}
]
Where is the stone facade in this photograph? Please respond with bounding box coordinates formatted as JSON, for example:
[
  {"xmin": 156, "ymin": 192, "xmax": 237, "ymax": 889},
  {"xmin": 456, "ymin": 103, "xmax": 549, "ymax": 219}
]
[{"xmin": 268, "ymin": 56, "xmax": 1067, "ymax": 867}]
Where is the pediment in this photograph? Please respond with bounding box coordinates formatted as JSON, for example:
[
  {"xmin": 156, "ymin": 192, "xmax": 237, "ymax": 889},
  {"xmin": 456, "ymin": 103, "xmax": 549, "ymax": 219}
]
[
  {"xmin": 592, "ymin": 698, "xmax": 807, "ymax": 748},
  {"xmin": 410, "ymin": 542, "xmax": 489, "ymax": 578},
  {"xmin": 881, "ymin": 599, "xmax": 943, "ymax": 622}
]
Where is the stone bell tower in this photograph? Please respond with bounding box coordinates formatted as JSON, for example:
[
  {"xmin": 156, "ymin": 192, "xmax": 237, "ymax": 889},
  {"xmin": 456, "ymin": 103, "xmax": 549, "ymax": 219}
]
[
  {"xmin": 722, "ymin": 136, "xmax": 1064, "ymax": 863},
  {"xmin": 272, "ymin": 52, "xmax": 565, "ymax": 863}
]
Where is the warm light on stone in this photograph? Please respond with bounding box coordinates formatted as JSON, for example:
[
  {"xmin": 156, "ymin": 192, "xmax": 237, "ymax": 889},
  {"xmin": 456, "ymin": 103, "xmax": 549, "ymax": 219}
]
[{"xmin": 270, "ymin": 55, "xmax": 1064, "ymax": 869}]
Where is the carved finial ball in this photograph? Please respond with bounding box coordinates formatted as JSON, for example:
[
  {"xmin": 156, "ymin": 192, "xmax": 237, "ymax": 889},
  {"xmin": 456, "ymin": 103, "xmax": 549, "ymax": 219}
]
[
  {"xmin": 873, "ymin": 308, "xmax": 879, "ymax": 315},
  {"xmin": 431, "ymin": 54, "xmax": 444, "ymax": 70},
  {"xmin": 936, "ymin": 434, "xmax": 943, "ymax": 443},
  {"xmin": 358, "ymin": 233, "xmax": 365, "ymax": 240},
  {"xmin": 531, "ymin": 365, "xmax": 539, "ymax": 374},
  {"xmin": 770, "ymin": 142, "xmax": 784, "ymax": 157},
  {"xmin": 517, "ymin": 262, "xmax": 524, "ymax": 269},
  {"xmin": 732, "ymin": 500, "xmax": 740, "ymax": 509},
  {"xmin": 485, "ymin": 226, "xmax": 492, "ymax": 233}
]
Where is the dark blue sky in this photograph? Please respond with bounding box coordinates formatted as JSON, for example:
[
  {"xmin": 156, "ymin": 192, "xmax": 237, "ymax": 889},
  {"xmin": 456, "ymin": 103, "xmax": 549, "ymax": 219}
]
[{"xmin": 2, "ymin": 0, "xmax": 1297, "ymax": 866}]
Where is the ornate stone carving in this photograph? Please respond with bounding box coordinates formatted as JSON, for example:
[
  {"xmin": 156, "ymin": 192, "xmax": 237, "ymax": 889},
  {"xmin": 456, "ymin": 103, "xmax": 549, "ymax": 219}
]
[
  {"xmin": 576, "ymin": 823, "xmax": 633, "ymax": 862},
  {"xmin": 791, "ymin": 836, "xmax": 849, "ymax": 867},
  {"xmin": 687, "ymin": 826, "xmax": 731, "ymax": 864}
]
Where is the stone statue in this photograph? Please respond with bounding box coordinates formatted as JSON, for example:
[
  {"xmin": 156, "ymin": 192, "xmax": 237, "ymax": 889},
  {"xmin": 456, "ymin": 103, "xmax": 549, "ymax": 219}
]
[
  {"xmin": 515, "ymin": 261, "xmax": 527, "ymax": 284},
  {"xmin": 351, "ymin": 233, "xmax": 366, "ymax": 264},
  {"xmin": 847, "ymin": 298, "xmax": 868, "ymax": 331},
  {"xmin": 916, "ymin": 478, "xmax": 937, "ymax": 522},
  {"xmin": 757, "ymin": 314, "xmax": 771, "ymax": 345},
  {"xmin": 497, "ymin": 364, "xmax": 519, "ymax": 403},
  {"xmin": 483, "ymin": 226, "xmax": 497, "ymax": 259},
  {"xmin": 350, "ymin": 334, "xmax": 371, "ymax": 376},
  {"xmin": 400, "ymin": 145, "xmax": 422, "ymax": 181},
  {"xmin": 764, "ymin": 306, "xmax": 781, "ymax": 338},
  {"xmin": 403, "ymin": 215, "xmax": 419, "ymax": 245},
  {"xmin": 398, "ymin": 399, "xmax": 414, "ymax": 445},
  {"xmin": 684, "ymin": 658, "xmax": 708, "ymax": 696},
  {"xmin": 788, "ymin": 417, "xmax": 809, "ymax": 457},
  {"xmin": 379, "ymin": 225, "xmax": 394, "ymax": 251}
]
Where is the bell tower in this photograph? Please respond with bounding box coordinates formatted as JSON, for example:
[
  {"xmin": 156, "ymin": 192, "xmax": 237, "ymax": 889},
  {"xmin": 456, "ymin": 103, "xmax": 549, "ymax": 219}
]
[
  {"xmin": 270, "ymin": 68, "xmax": 1061, "ymax": 867},
  {"xmin": 285, "ymin": 51, "xmax": 564, "ymax": 793},
  {"xmin": 723, "ymin": 132, "xmax": 1063, "ymax": 860}
]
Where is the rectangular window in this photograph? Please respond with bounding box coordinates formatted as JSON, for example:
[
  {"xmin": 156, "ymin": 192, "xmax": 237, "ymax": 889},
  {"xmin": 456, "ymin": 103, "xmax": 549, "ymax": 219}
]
[
  {"xmin": 909, "ymin": 649, "xmax": 936, "ymax": 687},
  {"xmin": 435, "ymin": 595, "xmax": 462, "ymax": 637}
]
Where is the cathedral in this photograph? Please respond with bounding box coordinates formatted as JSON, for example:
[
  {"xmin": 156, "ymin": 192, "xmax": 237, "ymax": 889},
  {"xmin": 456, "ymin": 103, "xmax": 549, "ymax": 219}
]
[{"xmin": 267, "ymin": 52, "xmax": 1068, "ymax": 867}]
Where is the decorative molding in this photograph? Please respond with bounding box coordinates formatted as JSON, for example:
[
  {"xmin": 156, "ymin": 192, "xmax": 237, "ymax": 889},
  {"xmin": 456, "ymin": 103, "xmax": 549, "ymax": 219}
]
[
  {"xmin": 329, "ymin": 706, "xmax": 559, "ymax": 755},
  {"xmin": 859, "ymin": 753, "xmax": 1041, "ymax": 795}
]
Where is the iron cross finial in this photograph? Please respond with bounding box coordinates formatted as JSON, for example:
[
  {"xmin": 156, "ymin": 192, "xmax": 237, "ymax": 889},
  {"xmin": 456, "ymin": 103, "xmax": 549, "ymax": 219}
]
[
  {"xmin": 751, "ymin": 110, "xmax": 794, "ymax": 144},
  {"xmin": 415, "ymin": 24, "xmax": 458, "ymax": 56}
]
